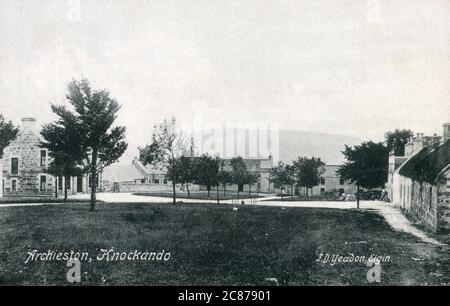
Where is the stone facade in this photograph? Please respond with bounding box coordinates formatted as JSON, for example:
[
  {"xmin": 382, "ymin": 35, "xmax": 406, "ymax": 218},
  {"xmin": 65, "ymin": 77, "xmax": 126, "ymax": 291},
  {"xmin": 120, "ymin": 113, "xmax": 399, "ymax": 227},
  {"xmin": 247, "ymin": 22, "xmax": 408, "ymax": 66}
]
[
  {"xmin": 391, "ymin": 123, "xmax": 450, "ymax": 233},
  {"xmin": 115, "ymin": 182, "xmax": 199, "ymax": 193},
  {"xmin": 311, "ymin": 165, "xmax": 357, "ymax": 197},
  {"xmin": 1, "ymin": 118, "xmax": 93, "ymax": 198}
]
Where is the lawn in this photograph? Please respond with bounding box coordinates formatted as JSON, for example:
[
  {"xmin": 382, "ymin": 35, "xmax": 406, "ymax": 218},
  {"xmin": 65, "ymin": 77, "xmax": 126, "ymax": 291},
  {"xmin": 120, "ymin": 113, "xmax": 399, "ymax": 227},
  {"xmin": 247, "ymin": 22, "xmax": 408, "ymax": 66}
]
[
  {"xmin": 0, "ymin": 202, "xmax": 449, "ymax": 285},
  {"xmin": 133, "ymin": 191, "xmax": 264, "ymax": 201}
]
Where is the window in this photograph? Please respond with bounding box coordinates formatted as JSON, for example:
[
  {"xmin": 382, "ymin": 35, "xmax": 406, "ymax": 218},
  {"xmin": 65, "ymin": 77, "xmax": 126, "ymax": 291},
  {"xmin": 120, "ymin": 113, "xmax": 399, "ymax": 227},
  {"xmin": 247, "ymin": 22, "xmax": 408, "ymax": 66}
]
[
  {"xmin": 11, "ymin": 158, "xmax": 18, "ymax": 175},
  {"xmin": 40, "ymin": 175, "xmax": 46, "ymax": 191},
  {"xmin": 2, "ymin": 179, "xmax": 5, "ymax": 191},
  {"xmin": 320, "ymin": 178, "xmax": 325, "ymax": 185},
  {"xmin": 163, "ymin": 179, "xmax": 168, "ymax": 184},
  {"xmin": 154, "ymin": 179, "xmax": 160, "ymax": 184},
  {"xmin": 40, "ymin": 150, "xmax": 47, "ymax": 166},
  {"xmin": 58, "ymin": 176, "xmax": 63, "ymax": 190},
  {"xmin": 339, "ymin": 178, "xmax": 345, "ymax": 185},
  {"xmin": 320, "ymin": 188, "xmax": 326, "ymax": 195},
  {"xmin": 11, "ymin": 179, "xmax": 17, "ymax": 191},
  {"xmin": 66, "ymin": 178, "xmax": 71, "ymax": 190}
]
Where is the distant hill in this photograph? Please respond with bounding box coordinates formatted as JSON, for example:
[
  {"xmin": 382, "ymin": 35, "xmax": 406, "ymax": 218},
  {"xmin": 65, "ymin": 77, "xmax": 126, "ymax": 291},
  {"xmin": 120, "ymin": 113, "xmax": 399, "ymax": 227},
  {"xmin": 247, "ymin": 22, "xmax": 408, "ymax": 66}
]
[
  {"xmin": 119, "ymin": 129, "xmax": 362, "ymax": 166},
  {"xmin": 279, "ymin": 130, "xmax": 362, "ymax": 165}
]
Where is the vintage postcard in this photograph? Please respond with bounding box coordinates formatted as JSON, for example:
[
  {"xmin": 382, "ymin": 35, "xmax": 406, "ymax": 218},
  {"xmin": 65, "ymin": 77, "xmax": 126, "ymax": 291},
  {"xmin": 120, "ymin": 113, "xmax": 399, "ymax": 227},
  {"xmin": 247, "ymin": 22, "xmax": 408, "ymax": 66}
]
[{"xmin": 0, "ymin": 0, "xmax": 449, "ymax": 295}]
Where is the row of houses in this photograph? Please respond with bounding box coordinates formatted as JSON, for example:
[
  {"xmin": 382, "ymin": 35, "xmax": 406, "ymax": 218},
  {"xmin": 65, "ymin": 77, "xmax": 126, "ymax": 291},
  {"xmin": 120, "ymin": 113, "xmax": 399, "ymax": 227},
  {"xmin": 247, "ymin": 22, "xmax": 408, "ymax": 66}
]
[
  {"xmin": 388, "ymin": 123, "xmax": 450, "ymax": 233},
  {"xmin": 1, "ymin": 117, "xmax": 356, "ymax": 198}
]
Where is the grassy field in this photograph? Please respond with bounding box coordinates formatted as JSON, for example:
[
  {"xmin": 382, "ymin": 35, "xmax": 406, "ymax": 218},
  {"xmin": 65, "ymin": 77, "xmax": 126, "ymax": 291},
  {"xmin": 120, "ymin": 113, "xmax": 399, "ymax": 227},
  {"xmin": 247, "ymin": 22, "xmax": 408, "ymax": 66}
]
[
  {"xmin": 133, "ymin": 191, "xmax": 264, "ymax": 200},
  {"xmin": 0, "ymin": 202, "xmax": 449, "ymax": 285}
]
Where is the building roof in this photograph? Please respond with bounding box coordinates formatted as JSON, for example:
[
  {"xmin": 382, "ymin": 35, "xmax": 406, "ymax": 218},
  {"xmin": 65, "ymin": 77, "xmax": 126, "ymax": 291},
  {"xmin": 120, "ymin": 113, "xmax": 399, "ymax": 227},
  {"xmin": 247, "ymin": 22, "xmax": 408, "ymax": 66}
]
[
  {"xmin": 399, "ymin": 139, "xmax": 450, "ymax": 183},
  {"xmin": 102, "ymin": 164, "xmax": 145, "ymax": 183}
]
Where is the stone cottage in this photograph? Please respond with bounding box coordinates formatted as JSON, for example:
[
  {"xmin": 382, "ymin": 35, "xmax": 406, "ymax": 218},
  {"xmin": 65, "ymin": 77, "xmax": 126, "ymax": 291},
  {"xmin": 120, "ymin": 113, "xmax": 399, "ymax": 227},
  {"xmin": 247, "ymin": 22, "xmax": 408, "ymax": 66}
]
[
  {"xmin": 391, "ymin": 123, "xmax": 450, "ymax": 232},
  {"xmin": 310, "ymin": 165, "xmax": 357, "ymax": 197},
  {"xmin": 1, "ymin": 118, "xmax": 94, "ymax": 197}
]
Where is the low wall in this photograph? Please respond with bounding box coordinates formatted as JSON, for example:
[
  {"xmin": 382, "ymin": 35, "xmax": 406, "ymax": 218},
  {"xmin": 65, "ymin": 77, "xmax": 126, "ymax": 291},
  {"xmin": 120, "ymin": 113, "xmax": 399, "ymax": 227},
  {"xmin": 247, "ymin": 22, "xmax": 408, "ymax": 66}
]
[{"xmin": 109, "ymin": 182, "xmax": 200, "ymax": 193}]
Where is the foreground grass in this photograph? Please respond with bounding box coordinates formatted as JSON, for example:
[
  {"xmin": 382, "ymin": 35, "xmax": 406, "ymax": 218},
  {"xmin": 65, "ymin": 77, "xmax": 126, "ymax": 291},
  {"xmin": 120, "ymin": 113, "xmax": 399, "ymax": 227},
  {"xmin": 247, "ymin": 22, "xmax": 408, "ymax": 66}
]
[{"xmin": 0, "ymin": 202, "xmax": 449, "ymax": 285}]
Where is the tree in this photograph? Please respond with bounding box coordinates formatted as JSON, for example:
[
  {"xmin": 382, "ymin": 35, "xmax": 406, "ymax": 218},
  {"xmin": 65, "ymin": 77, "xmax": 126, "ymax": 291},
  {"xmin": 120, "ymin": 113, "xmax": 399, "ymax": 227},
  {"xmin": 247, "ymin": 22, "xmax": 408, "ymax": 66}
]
[
  {"xmin": 139, "ymin": 117, "xmax": 186, "ymax": 205},
  {"xmin": 230, "ymin": 156, "xmax": 249, "ymax": 199},
  {"xmin": 293, "ymin": 157, "xmax": 325, "ymax": 197},
  {"xmin": 0, "ymin": 114, "xmax": 19, "ymax": 159},
  {"xmin": 337, "ymin": 141, "xmax": 389, "ymax": 208},
  {"xmin": 217, "ymin": 160, "xmax": 232, "ymax": 196},
  {"xmin": 193, "ymin": 154, "xmax": 220, "ymax": 198},
  {"xmin": 40, "ymin": 110, "xmax": 85, "ymax": 200},
  {"xmin": 246, "ymin": 172, "xmax": 259, "ymax": 195},
  {"xmin": 59, "ymin": 79, "xmax": 128, "ymax": 210},
  {"xmin": 270, "ymin": 161, "xmax": 289, "ymax": 200},
  {"xmin": 385, "ymin": 129, "xmax": 413, "ymax": 156},
  {"xmin": 171, "ymin": 156, "xmax": 195, "ymax": 197},
  {"xmin": 285, "ymin": 164, "xmax": 296, "ymax": 198}
]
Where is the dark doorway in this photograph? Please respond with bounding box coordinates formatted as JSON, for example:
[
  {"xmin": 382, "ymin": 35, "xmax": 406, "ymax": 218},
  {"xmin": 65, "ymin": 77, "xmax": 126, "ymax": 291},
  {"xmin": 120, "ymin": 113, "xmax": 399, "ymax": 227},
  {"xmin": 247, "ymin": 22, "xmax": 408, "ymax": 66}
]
[
  {"xmin": 238, "ymin": 184, "xmax": 244, "ymax": 192},
  {"xmin": 77, "ymin": 176, "xmax": 83, "ymax": 193}
]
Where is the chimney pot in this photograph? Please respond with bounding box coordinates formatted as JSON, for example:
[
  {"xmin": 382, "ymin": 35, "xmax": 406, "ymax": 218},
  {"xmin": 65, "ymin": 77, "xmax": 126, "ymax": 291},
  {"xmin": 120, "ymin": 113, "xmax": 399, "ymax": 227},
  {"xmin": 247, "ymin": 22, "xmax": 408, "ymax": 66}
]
[
  {"xmin": 21, "ymin": 117, "xmax": 37, "ymax": 131},
  {"xmin": 443, "ymin": 123, "xmax": 450, "ymax": 143}
]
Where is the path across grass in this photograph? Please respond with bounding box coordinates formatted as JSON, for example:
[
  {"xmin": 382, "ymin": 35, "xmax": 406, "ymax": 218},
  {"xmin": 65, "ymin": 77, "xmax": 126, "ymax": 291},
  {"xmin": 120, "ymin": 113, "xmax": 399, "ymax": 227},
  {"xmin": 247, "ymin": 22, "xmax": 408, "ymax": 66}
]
[
  {"xmin": 0, "ymin": 202, "xmax": 449, "ymax": 285},
  {"xmin": 133, "ymin": 191, "xmax": 264, "ymax": 201}
]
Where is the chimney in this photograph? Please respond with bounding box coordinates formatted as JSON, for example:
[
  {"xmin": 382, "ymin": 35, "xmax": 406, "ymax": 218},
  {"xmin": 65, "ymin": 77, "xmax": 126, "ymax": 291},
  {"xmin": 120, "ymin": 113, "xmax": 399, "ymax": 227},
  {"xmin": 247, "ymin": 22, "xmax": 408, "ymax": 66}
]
[
  {"xmin": 21, "ymin": 117, "xmax": 37, "ymax": 132},
  {"xmin": 443, "ymin": 123, "xmax": 450, "ymax": 143}
]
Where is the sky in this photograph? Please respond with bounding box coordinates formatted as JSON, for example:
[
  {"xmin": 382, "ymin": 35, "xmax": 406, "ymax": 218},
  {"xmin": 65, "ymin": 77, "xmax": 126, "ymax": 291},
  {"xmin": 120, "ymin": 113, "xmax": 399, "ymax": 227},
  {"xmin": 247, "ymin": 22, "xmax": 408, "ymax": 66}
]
[{"xmin": 0, "ymin": 0, "xmax": 449, "ymax": 162}]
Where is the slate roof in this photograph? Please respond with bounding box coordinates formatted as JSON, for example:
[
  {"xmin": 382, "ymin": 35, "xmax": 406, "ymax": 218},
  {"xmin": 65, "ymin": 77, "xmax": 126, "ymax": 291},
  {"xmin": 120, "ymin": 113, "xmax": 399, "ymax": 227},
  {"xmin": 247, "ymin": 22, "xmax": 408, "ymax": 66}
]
[{"xmin": 399, "ymin": 139, "xmax": 450, "ymax": 183}]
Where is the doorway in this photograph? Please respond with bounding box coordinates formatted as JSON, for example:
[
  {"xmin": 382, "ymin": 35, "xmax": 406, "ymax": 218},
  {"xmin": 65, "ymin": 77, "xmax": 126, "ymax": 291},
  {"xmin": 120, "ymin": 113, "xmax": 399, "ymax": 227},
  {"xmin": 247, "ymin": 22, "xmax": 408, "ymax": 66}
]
[{"xmin": 77, "ymin": 176, "xmax": 83, "ymax": 193}]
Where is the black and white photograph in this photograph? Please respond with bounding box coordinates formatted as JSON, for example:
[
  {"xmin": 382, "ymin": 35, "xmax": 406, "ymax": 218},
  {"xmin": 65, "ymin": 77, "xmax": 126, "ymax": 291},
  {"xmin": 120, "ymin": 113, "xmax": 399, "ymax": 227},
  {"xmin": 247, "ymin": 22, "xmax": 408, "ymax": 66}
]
[{"xmin": 0, "ymin": 0, "xmax": 450, "ymax": 295}]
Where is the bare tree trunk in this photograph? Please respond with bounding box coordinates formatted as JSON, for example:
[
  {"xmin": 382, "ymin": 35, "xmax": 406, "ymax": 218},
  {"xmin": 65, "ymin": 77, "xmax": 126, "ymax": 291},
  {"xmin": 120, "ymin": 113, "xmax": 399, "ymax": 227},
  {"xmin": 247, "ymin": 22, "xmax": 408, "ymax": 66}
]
[
  {"xmin": 172, "ymin": 179, "xmax": 176, "ymax": 205},
  {"xmin": 223, "ymin": 184, "xmax": 226, "ymax": 196},
  {"xmin": 90, "ymin": 150, "xmax": 98, "ymax": 211},
  {"xmin": 64, "ymin": 175, "xmax": 69, "ymax": 201},
  {"xmin": 186, "ymin": 183, "xmax": 190, "ymax": 198},
  {"xmin": 281, "ymin": 187, "xmax": 283, "ymax": 201},
  {"xmin": 207, "ymin": 186, "xmax": 210, "ymax": 197},
  {"xmin": 216, "ymin": 185, "xmax": 220, "ymax": 204},
  {"xmin": 249, "ymin": 184, "xmax": 252, "ymax": 195},
  {"xmin": 356, "ymin": 185, "xmax": 360, "ymax": 209},
  {"xmin": 55, "ymin": 177, "xmax": 58, "ymax": 199}
]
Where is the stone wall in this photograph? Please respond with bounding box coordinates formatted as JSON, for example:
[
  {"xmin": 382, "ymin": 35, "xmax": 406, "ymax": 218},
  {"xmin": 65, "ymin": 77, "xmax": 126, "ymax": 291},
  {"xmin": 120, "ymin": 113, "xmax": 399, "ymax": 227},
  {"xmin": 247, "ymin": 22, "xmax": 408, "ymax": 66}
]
[
  {"xmin": 437, "ymin": 170, "xmax": 450, "ymax": 232},
  {"xmin": 410, "ymin": 180, "xmax": 438, "ymax": 232},
  {"xmin": 108, "ymin": 182, "xmax": 200, "ymax": 193},
  {"xmin": 393, "ymin": 172, "xmax": 450, "ymax": 232}
]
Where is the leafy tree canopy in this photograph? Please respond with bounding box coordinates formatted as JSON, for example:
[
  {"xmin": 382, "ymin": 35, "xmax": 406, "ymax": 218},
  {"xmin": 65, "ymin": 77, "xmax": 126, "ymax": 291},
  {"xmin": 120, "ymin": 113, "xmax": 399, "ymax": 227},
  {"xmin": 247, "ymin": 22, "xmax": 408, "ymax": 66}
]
[
  {"xmin": 0, "ymin": 114, "xmax": 19, "ymax": 159},
  {"xmin": 337, "ymin": 141, "xmax": 389, "ymax": 189},
  {"xmin": 385, "ymin": 129, "xmax": 414, "ymax": 156},
  {"xmin": 293, "ymin": 156, "xmax": 325, "ymax": 189}
]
